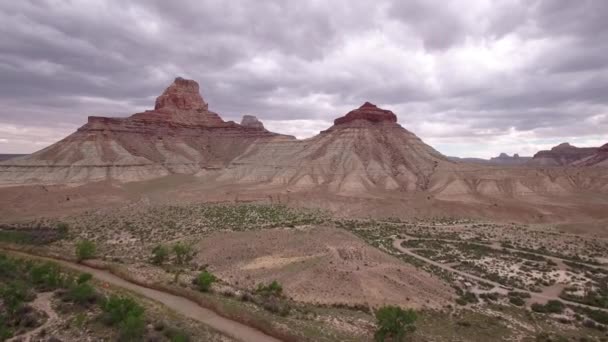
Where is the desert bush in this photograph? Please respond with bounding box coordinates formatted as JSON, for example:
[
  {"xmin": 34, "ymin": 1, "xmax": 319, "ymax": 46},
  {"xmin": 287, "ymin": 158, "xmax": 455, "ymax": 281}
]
[
  {"xmin": 456, "ymin": 291, "xmax": 478, "ymax": 306},
  {"xmin": 195, "ymin": 271, "xmax": 216, "ymax": 292},
  {"xmin": 77, "ymin": 273, "xmax": 93, "ymax": 284},
  {"xmin": 164, "ymin": 327, "xmax": 190, "ymax": 342},
  {"xmin": 101, "ymin": 295, "xmax": 144, "ymax": 326},
  {"xmin": 0, "ymin": 281, "xmax": 29, "ymax": 316},
  {"xmin": 509, "ymin": 296, "xmax": 525, "ymax": 306},
  {"xmin": 151, "ymin": 244, "xmax": 169, "ymax": 265},
  {"xmin": 531, "ymin": 300, "xmax": 564, "ymax": 314},
  {"xmin": 67, "ymin": 281, "xmax": 96, "ymax": 305},
  {"xmin": 75, "ymin": 240, "xmax": 96, "ymax": 262},
  {"xmin": 29, "ymin": 262, "xmax": 63, "ymax": 290},
  {"xmin": 260, "ymin": 295, "xmax": 291, "ymax": 316},
  {"xmin": 479, "ymin": 292, "xmax": 499, "ymax": 301},
  {"xmin": 374, "ymin": 305, "xmax": 417, "ymax": 342},
  {"xmin": 118, "ymin": 311, "xmax": 145, "ymax": 341},
  {"xmin": 0, "ymin": 315, "xmax": 11, "ymax": 340},
  {"xmin": 508, "ymin": 291, "xmax": 531, "ymax": 299},
  {"xmin": 56, "ymin": 222, "xmax": 69, "ymax": 238},
  {"xmin": 256, "ymin": 280, "xmax": 283, "ymax": 297},
  {"xmin": 172, "ymin": 243, "xmax": 195, "ymax": 265}
]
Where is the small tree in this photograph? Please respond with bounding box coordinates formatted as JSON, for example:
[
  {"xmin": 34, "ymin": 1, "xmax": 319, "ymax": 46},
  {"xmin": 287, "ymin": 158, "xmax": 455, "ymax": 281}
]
[
  {"xmin": 374, "ymin": 306, "xmax": 417, "ymax": 342},
  {"xmin": 76, "ymin": 240, "xmax": 96, "ymax": 262},
  {"xmin": 173, "ymin": 243, "xmax": 194, "ymax": 265},
  {"xmin": 172, "ymin": 242, "xmax": 195, "ymax": 283},
  {"xmin": 196, "ymin": 271, "xmax": 216, "ymax": 292},
  {"xmin": 0, "ymin": 281, "xmax": 28, "ymax": 316},
  {"xmin": 151, "ymin": 244, "xmax": 169, "ymax": 265}
]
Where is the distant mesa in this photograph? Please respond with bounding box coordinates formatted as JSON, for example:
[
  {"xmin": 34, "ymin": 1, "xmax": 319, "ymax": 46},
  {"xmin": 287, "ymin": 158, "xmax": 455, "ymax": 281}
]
[
  {"xmin": 333, "ymin": 102, "xmax": 398, "ymax": 126},
  {"xmin": 449, "ymin": 153, "xmax": 531, "ymax": 166},
  {"xmin": 529, "ymin": 142, "xmax": 599, "ymax": 166},
  {"xmin": 240, "ymin": 115, "xmax": 266, "ymax": 130}
]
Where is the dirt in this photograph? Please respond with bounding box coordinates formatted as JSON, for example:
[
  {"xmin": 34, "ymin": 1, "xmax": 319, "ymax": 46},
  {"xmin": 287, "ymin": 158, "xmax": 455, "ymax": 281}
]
[
  {"xmin": 7, "ymin": 292, "xmax": 57, "ymax": 342},
  {"xmin": 196, "ymin": 226, "xmax": 453, "ymax": 309}
]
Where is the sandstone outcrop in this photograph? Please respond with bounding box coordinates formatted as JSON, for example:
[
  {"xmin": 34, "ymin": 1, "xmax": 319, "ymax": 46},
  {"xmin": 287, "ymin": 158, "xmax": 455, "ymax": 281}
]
[
  {"xmin": 240, "ymin": 115, "xmax": 265, "ymax": 130},
  {"xmin": 333, "ymin": 102, "xmax": 397, "ymax": 125}
]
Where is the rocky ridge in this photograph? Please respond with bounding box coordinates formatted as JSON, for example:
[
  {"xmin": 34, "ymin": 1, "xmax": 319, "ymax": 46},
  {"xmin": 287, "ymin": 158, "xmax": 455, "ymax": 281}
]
[{"xmin": 529, "ymin": 143, "xmax": 599, "ymax": 166}]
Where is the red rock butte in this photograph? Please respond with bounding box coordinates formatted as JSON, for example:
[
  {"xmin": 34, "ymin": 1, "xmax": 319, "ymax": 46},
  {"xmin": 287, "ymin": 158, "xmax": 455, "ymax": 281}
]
[
  {"xmin": 154, "ymin": 77, "xmax": 208, "ymax": 111},
  {"xmin": 334, "ymin": 102, "xmax": 398, "ymax": 125}
]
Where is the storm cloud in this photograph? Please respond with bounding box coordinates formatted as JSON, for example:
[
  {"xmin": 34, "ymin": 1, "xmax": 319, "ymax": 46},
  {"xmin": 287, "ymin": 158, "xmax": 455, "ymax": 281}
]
[{"xmin": 0, "ymin": 0, "xmax": 607, "ymax": 157}]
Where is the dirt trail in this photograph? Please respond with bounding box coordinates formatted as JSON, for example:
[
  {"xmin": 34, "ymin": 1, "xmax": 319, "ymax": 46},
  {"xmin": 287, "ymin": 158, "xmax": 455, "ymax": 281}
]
[
  {"xmin": 8, "ymin": 292, "xmax": 58, "ymax": 342},
  {"xmin": 3, "ymin": 250, "xmax": 280, "ymax": 342},
  {"xmin": 392, "ymin": 239, "xmax": 608, "ymax": 312}
]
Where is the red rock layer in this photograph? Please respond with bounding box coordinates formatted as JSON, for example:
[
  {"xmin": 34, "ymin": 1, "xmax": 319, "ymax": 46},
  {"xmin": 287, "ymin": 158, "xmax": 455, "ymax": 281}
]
[{"xmin": 333, "ymin": 102, "xmax": 398, "ymax": 125}]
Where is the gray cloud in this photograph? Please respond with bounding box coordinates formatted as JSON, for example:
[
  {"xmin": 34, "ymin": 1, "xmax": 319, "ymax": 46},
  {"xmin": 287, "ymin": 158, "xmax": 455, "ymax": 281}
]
[{"xmin": 0, "ymin": 0, "xmax": 607, "ymax": 157}]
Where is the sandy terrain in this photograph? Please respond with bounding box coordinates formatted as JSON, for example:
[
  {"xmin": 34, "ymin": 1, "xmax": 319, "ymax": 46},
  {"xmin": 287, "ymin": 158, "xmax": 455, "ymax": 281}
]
[{"xmin": 196, "ymin": 226, "xmax": 453, "ymax": 309}]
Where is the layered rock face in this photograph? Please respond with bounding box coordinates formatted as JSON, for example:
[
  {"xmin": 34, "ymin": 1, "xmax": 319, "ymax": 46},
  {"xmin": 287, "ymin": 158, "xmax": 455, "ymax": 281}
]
[
  {"xmin": 333, "ymin": 102, "xmax": 397, "ymax": 126},
  {"xmin": 1, "ymin": 78, "xmax": 607, "ymax": 206},
  {"xmin": 0, "ymin": 77, "xmax": 289, "ymax": 185},
  {"xmin": 212, "ymin": 102, "xmax": 452, "ymax": 194},
  {"xmin": 529, "ymin": 143, "xmax": 599, "ymax": 166},
  {"xmin": 573, "ymin": 143, "xmax": 608, "ymax": 166}
]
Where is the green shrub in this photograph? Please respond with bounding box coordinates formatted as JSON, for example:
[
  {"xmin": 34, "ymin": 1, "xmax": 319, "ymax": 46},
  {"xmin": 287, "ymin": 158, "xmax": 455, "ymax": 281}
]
[
  {"xmin": 0, "ymin": 281, "xmax": 29, "ymax": 315},
  {"xmin": 544, "ymin": 300, "xmax": 565, "ymax": 313},
  {"xmin": 531, "ymin": 303, "xmax": 546, "ymax": 313},
  {"xmin": 151, "ymin": 245, "xmax": 169, "ymax": 265},
  {"xmin": 195, "ymin": 271, "xmax": 216, "ymax": 292},
  {"xmin": 374, "ymin": 306, "xmax": 417, "ymax": 341},
  {"xmin": 67, "ymin": 282, "xmax": 96, "ymax": 305},
  {"xmin": 102, "ymin": 295, "xmax": 144, "ymax": 326},
  {"xmin": 119, "ymin": 311, "xmax": 145, "ymax": 341},
  {"xmin": 0, "ymin": 315, "xmax": 12, "ymax": 340},
  {"xmin": 256, "ymin": 280, "xmax": 283, "ymax": 297},
  {"xmin": 509, "ymin": 296, "xmax": 525, "ymax": 306},
  {"xmin": 531, "ymin": 300, "xmax": 564, "ymax": 314},
  {"xmin": 76, "ymin": 240, "xmax": 96, "ymax": 262},
  {"xmin": 456, "ymin": 291, "xmax": 478, "ymax": 306},
  {"xmin": 57, "ymin": 222, "xmax": 69, "ymax": 238},
  {"xmin": 479, "ymin": 292, "xmax": 499, "ymax": 301},
  {"xmin": 29, "ymin": 262, "xmax": 62, "ymax": 289},
  {"xmin": 508, "ymin": 291, "xmax": 531, "ymax": 299},
  {"xmin": 172, "ymin": 243, "xmax": 195, "ymax": 266},
  {"xmin": 77, "ymin": 273, "xmax": 93, "ymax": 284},
  {"xmin": 164, "ymin": 327, "xmax": 190, "ymax": 342}
]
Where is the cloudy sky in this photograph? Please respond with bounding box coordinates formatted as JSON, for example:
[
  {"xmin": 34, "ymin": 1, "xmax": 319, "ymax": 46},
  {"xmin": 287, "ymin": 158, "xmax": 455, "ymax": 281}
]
[{"xmin": 1, "ymin": 0, "xmax": 607, "ymax": 158}]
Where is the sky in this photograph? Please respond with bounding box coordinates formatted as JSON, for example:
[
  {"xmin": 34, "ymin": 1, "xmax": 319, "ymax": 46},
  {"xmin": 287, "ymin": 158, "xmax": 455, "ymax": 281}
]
[{"xmin": 0, "ymin": 0, "xmax": 607, "ymax": 158}]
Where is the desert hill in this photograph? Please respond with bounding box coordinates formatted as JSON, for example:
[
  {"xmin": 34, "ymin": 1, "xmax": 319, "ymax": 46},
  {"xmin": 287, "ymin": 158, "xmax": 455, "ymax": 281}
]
[
  {"xmin": 209, "ymin": 102, "xmax": 453, "ymax": 194},
  {"xmin": 528, "ymin": 142, "xmax": 599, "ymax": 166},
  {"xmin": 1, "ymin": 77, "xmax": 608, "ymax": 222},
  {"xmin": 0, "ymin": 77, "xmax": 292, "ymax": 185}
]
